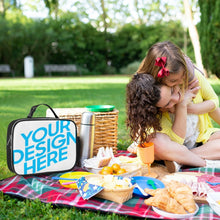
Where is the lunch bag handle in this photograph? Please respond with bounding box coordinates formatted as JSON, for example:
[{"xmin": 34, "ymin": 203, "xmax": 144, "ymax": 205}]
[{"xmin": 27, "ymin": 104, "xmax": 59, "ymax": 118}]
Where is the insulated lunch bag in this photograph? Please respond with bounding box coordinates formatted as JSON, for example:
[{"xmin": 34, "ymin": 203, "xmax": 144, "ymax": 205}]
[{"xmin": 6, "ymin": 104, "xmax": 78, "ymax": 175}]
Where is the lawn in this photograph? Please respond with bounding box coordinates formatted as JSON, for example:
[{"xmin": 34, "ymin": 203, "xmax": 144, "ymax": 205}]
[
  {"xmin": 0, "ymin": 75, "xmax": 220, "ymax": 219},
  {"xmin": 0, "ymin": 76, "xmax": 136, "ymax": 219}
]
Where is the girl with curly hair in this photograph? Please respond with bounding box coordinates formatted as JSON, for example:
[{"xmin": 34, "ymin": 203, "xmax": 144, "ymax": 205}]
[
  {"xmin": 126, "ymin": 73, "xmax": 220, "ymax": 172},
  {"xmin": 136, "ymin": 41, "xmax": 220, "ymax": 125},
  {"xmin": 126, "ymin": 41, "xmax": 220, "ymax": 172}
]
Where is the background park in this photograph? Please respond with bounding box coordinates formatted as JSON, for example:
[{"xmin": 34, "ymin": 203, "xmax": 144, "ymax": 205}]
[{"xmin": 0, "ymin": 0, "xmax": 220, "ymax": 219}]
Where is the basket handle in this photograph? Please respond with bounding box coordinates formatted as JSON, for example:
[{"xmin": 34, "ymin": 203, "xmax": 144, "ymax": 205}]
[{"xmin": 27, "ymin": 103, "xmax": 59, "ymax": 118}]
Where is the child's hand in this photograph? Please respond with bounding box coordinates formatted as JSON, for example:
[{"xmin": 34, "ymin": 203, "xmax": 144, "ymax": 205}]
[
  {"xmin": 180, "ymin": 89, "xmax": 196, "ymax": 107},
  {"xmin": 188, "ymin": 79, "xmax": 200, "ymax": 95}
]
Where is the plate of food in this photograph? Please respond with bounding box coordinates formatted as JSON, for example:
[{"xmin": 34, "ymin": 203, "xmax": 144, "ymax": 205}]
[
  {"xmin": 144, "ymin": 181, "xmax": 199, "ymax": 218},
  {"xmin": 152, "ymin": 203, "xmax": 199, "ymax": 219}
]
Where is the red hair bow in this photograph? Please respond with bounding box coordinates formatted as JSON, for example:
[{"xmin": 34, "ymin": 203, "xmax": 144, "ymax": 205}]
[{"xmin": 155, "ymin": 57, "xmax": 169, "ymax": 78}]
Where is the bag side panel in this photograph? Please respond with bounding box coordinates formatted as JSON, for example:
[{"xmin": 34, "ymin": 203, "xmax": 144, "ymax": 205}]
[{"xmin": 6, "ymin": 119, "xmax": 22, "ymax": 172}]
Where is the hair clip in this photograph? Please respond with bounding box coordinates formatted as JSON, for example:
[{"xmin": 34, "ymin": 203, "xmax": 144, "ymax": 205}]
[{"xmin": 155, "ymin": 57, "xmax": 169, "ymax": 78}]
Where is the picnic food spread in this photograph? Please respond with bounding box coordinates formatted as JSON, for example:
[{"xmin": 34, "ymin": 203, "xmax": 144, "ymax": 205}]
[
  {"xmin": 2, "ymin": 149, "xmax": 220, "ymax": 219},
  {"xmin": 53, "ymin": 146, "xmax": 199, "ymax": 217},
  {"xmin": 82, "ymin": 146, "xmax": 220, "ymax": 217},
  {"xmin": 50, "ymin": 145, "xmax": 220, "ymax": 217}
]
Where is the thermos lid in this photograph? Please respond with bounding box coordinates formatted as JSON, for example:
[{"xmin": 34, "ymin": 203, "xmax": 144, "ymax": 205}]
[{"xmin": 81, "ymin": 112, "xmax": 95, "ymax": 125}]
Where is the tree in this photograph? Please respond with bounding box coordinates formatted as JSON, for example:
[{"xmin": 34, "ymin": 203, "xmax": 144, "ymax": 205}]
[
  {"xmin": 0, "ymin": 0, "xmax": 20, "ymax": 17},
  {"xmin": 133, "ymin": 0, "xmax": 171, "ymax": 25},
  {"xmin": 198, "ymin": 0, "xmax": 220, "ymax": 78},
  {"xmin": 81, "ymin": 0, "xmax": 128, "ymax": 32},
  {"xmin": 183, "ymin": 0, "xmax": 205, "ymax": 76},
  {"xmin": 44, "ymin": 0, "xmax": 59, "ymax": 19},
  {"xmin": 0, "ymin": 0, "xmax": 5, "ymax": 17}
]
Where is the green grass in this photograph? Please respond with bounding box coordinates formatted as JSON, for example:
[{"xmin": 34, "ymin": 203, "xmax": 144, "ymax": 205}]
[
  {"xmin": 0, "ymin": 76, "xmax": 220, "ymax": 219},
  {"xmin": 0, "ymin": 76, "xmax": 132, "ymax": 179},
  {"xmin": 0, "ymin": 76, "xmax": 136, "ymax": 219}
]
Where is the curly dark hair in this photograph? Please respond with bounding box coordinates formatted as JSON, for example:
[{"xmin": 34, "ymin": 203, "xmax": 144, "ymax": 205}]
[{"xmin": 126, "ymin": 73, "xmax": 162, "ymax": 144}]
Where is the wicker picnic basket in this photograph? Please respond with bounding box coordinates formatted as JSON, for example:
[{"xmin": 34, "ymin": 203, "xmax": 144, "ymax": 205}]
[
  {"xmin": 85, "ymin": 175, "xmax": 135, "ymax": 204},
  {"xmin": 96, "ymin": 185, "xmax": 135, "ymax": 204},
  {"xmin": 46, "ymin": 108, "xmax": 118, "ymax": 155}
]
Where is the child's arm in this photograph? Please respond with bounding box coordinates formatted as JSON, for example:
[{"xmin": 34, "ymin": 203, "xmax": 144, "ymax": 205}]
[
  {"xmin": 187, "ymin": 100, "xmax": 216, "ymax": 114},
  {"xmin": 209, "ymin": 108, "xmax": 220, "ymax": 125},
  {"xmin": 187, "ymin": 71, "xmax": 219, "ymax": 115},
  {"xmin": 172, "ymin": 90, "xmax": 196, "ymax": 138}
]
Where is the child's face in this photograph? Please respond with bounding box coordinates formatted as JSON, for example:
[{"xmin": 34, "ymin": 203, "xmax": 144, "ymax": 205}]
[
  {"xmin": 156, "ymin": 85, "xmax": 182, "ymax": 112},
  {"xmin": 162, "ymin": 68, "xmax": 184, "ymax": 87}
]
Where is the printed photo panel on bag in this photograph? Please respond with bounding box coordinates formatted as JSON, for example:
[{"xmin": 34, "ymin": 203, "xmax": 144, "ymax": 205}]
[{"xmin": 12, "ymin": 119, "xmax": 77, "ymax": 175}]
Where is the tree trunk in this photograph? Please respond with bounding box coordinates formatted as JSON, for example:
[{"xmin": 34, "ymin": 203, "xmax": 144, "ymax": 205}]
[
  {"xmin": 100, "ymin": 0, "xmax": 107, "ymax": 34},
  {"xmin": 183, "ymin": 27, "xmax": 187, "ymax": 54},
  {"xmin": 183, "ymin": 0, "xmax": 207, "ymax": 77},
  {"xmin": 0, "ymin": 0, "xmax": 5, "ymax": 17},
  {"xmin": 134, "ymin": 0, "xmax": 143, "ymax": 25}
]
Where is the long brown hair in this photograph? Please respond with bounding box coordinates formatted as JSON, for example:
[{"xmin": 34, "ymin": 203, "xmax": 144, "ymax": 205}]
[
  {"xmin": 137, "ymin": 41, "xmax": 188, "ymax": 88},
  {"xmin": 126, "ymin": 73, "xmax": 162, "ymax": 144}
]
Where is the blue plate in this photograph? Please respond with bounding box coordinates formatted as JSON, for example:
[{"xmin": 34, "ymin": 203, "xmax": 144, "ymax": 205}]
[{"xmin": 132, "ymin": 176, "xmax": 165, "ymax": 198}]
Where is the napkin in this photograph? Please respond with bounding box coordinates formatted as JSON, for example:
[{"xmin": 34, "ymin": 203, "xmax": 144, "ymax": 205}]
[
  {"xmin": 76, "ymin": 177, "xmax": 104, "ymax": 200},
  {"xmin": 198, "ymin": 174, "xmax": 220, "ymax": 191}
]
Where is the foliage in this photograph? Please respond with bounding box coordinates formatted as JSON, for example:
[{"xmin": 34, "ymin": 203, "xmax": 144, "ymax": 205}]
[
  {"xmin": 110, "ymin": 21, "xmax": 194, "ymax": 72},
  {"xmin": 0, "ymin": 12, "xmax": 192, "ymax": 76},
  {"xmin": 198, "ymin": 0, "xmax": 220, "ymax": 78},
  {"xmin": 120, "ymin": 61, "xmax": 141, "ymax": 75},
  {"xmin": 44, "ymin": 16, "xmax": 107, "ymax": 74},
  {"xmin": 0, "ymin": 0, "xmax": 21, "ymax": 18},
  {"xmin": 43, "ymin": 0, "xmax": 59, "ymax": 17}
]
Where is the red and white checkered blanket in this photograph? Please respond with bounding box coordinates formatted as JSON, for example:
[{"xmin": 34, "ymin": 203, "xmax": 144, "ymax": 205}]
[{"xmin": 1, "ymin": 150, "xmax": 220, "ymax": 219}]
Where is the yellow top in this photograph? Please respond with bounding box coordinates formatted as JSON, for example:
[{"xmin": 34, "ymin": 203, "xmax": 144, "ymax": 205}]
[{"xmin": 160, "ymin": 70, "xmax": 220, "ymax": 144}]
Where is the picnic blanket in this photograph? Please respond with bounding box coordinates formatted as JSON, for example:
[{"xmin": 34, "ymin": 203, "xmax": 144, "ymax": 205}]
[{"xmin": 1, "ymin": 150, "xmax": 220, "ymax": 219}]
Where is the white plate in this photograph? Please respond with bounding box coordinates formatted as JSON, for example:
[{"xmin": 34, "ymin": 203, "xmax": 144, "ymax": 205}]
[
  {"xmin": 152, "ymin": 203, "xmax": 199, "ymax": 219},
  {"xmin": 207, "ymin": 192, "xmax": 220, "ymax": 215},
  {"xmin": 84, "ymin": 163, "xmax": 142, "ymax": 177}
]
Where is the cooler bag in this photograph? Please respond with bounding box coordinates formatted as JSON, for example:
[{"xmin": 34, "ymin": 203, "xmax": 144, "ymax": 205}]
[{"xmin": 6, "ymin": 104, "xmax": 78, "ymax": 175}]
